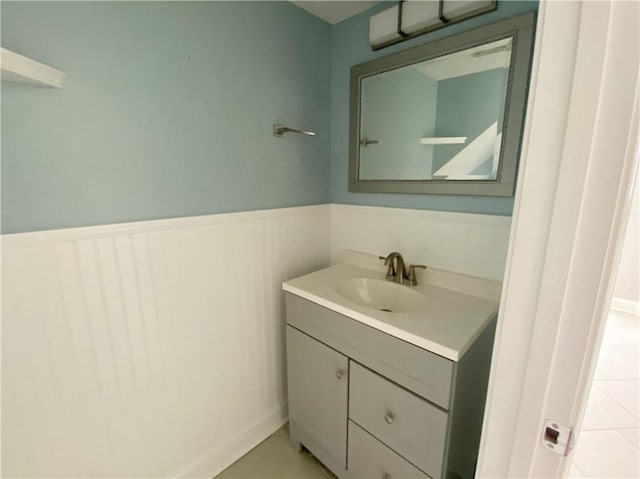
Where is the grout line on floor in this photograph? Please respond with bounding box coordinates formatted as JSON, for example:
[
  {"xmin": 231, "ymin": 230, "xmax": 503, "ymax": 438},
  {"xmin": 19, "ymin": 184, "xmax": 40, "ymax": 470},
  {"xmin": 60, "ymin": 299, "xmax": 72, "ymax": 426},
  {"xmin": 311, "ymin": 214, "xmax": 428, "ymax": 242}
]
[
  {"xmin": 615, "ymin": 429, "xmax": 639, "ymax": 448},
  {"xmin": 592, "ymin": 380, "xmax": 640, "ymax": 419},
  {"xmin": 571, "ymin": 461, "xmax": 586, "ymax": 478}
]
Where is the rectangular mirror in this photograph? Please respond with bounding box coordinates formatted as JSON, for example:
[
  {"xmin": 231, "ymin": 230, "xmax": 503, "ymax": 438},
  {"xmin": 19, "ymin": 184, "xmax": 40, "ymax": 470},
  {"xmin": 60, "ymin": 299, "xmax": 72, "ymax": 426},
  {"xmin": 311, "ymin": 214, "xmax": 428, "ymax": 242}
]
[{"xmin": 349, "ymin": 13, "xmax": 535, "ymax": 196}]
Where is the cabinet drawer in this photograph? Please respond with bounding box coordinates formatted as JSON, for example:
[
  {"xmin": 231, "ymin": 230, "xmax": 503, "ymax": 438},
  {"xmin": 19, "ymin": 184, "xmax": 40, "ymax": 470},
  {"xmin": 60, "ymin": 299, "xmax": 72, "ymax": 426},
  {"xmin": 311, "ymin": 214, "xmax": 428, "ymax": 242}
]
[
  {"xmin": 286, "ymin": 293, "xmax": 453, "ymax": 408},
  {"xmin": 349, "ymin": 362, "xmax": 447, "ymax": 479},
  {"xmin": 348, "ymin": 421, "xmax": 429, "ymax": 479}
]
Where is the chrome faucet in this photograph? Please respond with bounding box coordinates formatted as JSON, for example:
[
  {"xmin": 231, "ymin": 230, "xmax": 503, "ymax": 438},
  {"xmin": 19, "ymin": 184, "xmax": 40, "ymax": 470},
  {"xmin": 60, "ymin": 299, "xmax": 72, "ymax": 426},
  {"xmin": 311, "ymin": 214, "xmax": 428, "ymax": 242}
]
[
  {"xmin": 379, "ymin": 252, "xmax": 426, "ymax": 286},
  {"xmin": 380, "ymin": 252, "xmax": 404, "ymax": 282}
]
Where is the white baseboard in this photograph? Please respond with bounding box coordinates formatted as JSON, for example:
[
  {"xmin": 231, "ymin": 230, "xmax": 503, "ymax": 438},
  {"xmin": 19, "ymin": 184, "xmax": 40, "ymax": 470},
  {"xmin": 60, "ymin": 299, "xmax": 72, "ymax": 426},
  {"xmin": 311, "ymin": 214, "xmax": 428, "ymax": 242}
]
[
  {"xmin": 611, "ymin": 297, "xmax": 640, "ymax": 316},
  {"xmin": 171, "ymin": 403, "xmax": 288, "ymax": 479}
]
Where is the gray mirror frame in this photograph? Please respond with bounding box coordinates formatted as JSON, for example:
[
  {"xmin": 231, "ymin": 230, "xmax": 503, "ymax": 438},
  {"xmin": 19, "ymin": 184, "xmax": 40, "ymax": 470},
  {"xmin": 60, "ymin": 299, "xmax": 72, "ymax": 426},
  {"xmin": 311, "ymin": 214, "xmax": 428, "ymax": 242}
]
[{"xmin": 349, "ymin": 12, "xmax": 536, "ymax": 196}]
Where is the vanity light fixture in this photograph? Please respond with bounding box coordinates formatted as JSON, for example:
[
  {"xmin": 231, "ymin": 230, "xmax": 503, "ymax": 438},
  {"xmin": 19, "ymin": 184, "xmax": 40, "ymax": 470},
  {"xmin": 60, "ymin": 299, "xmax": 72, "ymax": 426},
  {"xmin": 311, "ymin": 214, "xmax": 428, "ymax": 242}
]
[{"xmin": 369, "ymin": 0, "xmax": 497, "ymax": 50}]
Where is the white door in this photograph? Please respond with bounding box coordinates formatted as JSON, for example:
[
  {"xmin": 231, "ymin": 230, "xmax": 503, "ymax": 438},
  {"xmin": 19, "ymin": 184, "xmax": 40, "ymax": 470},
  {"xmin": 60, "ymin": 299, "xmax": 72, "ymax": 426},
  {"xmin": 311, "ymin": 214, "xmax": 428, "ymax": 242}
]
[{"xmin": 477, "ymin": 1, "xmax": 640, "ymax": 477}]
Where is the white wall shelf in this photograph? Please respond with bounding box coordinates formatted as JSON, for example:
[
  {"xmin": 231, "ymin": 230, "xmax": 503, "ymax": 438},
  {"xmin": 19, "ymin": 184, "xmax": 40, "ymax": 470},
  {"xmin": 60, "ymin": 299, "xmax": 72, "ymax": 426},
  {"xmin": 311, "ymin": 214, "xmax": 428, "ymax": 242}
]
[
  {"xmin": 419, "ymin": 137, "xmax": 467, "ymax": 145},
  {"xmin": 1, "ymin": 48, "xmax": 65, "ymax": 88}
]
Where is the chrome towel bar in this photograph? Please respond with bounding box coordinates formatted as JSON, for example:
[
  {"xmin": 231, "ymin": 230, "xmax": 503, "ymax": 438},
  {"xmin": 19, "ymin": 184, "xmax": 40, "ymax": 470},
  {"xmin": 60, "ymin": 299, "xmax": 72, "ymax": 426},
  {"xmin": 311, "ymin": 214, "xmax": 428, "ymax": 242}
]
[{"xmin": 273, "ymin": 124, "xmax": 316, "ymax": 137}]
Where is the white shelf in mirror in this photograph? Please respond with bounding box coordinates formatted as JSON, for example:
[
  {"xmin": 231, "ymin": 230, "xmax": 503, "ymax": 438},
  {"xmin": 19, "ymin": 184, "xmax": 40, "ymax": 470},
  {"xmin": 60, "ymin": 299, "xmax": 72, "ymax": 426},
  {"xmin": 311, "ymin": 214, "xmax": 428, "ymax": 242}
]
[
  {"xmin": 419, "ymin": 137, "xmax": 467, "ymax": 145},
  {"xmin": 1, "ymin": 48, "xmax": 65, "ymax": 88}
]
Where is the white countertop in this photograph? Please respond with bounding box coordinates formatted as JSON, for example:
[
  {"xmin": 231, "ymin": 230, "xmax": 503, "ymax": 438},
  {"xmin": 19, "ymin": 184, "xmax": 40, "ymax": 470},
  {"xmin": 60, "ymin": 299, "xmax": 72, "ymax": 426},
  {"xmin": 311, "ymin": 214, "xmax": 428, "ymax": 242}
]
[{"xmin": 283, "ymin": 261, "xmax": 499, "ymax": 361}]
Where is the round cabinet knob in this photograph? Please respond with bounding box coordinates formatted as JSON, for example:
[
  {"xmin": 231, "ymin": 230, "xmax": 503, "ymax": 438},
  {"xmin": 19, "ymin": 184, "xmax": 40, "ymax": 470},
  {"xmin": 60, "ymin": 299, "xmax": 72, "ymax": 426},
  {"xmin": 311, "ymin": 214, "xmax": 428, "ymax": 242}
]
[
  {"xmin": 384, "ymin": 412, "xmax": 394, "ymax": 424},
  {"xmin": 335, "ymin": 369, "xmax": 345, "ymax": 380},
  {"xmin": 382, "ymin": 473, "xmax": 392, "ymax": 479}
]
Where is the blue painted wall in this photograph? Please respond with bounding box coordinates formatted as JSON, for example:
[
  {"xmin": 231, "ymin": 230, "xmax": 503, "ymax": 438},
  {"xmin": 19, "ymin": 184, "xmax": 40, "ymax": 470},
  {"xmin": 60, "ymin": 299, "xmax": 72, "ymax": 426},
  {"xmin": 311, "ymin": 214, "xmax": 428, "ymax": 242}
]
[
  {"xmin": 329, "ymin": 1, "xmax": 538, "ymax": 216},
  {"xmin": 433, "ymin": 68, "xmax": 509, "ymax": 173},
  {"xmin": 1, "ymin": 1, "xmax": 332, "ymax": 233},
  {"xmin": 2, "ymin": 1, "xmax": 539, "ymax": 234},
  {"xmin": 360, "ymin": 67, "xmax": 438, "ymax": 180}
]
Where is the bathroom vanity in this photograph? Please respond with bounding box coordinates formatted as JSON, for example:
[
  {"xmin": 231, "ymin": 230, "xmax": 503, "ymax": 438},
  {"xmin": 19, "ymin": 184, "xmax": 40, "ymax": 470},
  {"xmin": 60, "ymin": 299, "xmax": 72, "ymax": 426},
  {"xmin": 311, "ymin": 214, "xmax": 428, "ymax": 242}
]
[{"xmin": 283, "ymin": 252, "xmax": 500, "ymax": 479}]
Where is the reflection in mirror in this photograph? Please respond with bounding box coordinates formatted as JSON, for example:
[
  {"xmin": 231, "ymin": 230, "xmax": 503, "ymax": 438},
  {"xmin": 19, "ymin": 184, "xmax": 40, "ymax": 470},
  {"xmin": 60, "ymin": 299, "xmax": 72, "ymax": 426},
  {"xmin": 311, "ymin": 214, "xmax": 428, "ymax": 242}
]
[
  {"xmin": 349, "ymin": 13, "xmax": 536, "ymax": 197},
  {"xmin": 360, "ymin": 38, "xmax": 511, "ymax": 181}
]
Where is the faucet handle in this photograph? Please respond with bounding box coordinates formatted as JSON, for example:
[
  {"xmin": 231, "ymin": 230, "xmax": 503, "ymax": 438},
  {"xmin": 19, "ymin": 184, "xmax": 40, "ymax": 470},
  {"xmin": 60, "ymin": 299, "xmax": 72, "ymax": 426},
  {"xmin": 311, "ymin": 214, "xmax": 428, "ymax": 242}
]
[
  {"xmin": 379, "ymin": 255, "xmax": 396, "ymax": 280},
  {"xmin": 407, "ymin": 264, "xmax": 426, "ymax": 286}
]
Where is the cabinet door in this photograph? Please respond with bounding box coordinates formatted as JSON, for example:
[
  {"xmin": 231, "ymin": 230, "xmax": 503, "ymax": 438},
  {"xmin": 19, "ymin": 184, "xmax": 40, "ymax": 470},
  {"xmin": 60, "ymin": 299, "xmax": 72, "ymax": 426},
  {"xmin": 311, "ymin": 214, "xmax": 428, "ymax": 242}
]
[{"xmin": 286, "ymin": 326, "xmax": 349, "ymax": 467}]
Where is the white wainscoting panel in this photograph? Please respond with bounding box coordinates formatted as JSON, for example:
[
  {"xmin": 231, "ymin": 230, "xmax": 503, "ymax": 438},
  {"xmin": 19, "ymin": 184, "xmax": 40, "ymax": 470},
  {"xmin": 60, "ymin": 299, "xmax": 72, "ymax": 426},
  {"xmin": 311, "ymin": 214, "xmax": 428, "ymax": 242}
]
[
  {"xmin": 1, "ymin": 205, "xmax": 330, "ymax": 478},
  {"xmin": 2, "ymin": 202, "xmax": 511, "ymax": 478},
  {"xmin": 330, "ymin": 204, "xmax": 512, "ymax": 281}
]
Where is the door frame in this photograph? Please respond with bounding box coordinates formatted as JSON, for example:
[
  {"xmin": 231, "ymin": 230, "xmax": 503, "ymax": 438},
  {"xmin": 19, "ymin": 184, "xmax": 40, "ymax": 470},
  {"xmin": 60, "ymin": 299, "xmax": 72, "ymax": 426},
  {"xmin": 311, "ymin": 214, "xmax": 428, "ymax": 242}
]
[{"xmin": 477, "ymin": 1, "xmax": 640, "ymax": 477}]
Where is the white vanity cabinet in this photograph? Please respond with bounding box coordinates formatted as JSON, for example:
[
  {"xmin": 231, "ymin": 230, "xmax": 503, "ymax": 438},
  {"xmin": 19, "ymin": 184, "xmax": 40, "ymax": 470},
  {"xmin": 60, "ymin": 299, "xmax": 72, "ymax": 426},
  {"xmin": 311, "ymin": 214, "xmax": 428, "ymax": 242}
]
[{"xmin": 285, "ymin": 292, "xmax": 496, "ymax": 479}]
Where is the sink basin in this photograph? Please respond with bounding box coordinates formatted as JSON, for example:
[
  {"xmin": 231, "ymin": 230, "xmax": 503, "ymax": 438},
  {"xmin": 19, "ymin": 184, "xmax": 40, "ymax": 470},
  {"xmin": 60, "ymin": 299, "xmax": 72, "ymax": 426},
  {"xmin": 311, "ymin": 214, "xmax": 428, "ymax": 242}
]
[{"xmin": 335, "ymin": 278, "xmax": 427, "ymax": 313}]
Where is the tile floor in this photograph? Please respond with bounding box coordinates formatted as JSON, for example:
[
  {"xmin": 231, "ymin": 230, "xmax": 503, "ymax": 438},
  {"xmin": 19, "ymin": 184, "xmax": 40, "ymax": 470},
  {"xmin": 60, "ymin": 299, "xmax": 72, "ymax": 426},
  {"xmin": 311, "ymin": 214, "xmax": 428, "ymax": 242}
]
[
  {"xmin": 569, "ymin": 310, "xmax": 640, "ymax": 478},
  {"xmin": 215, "ymin": 426, "xmax": 335, "ymax": 479}
]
